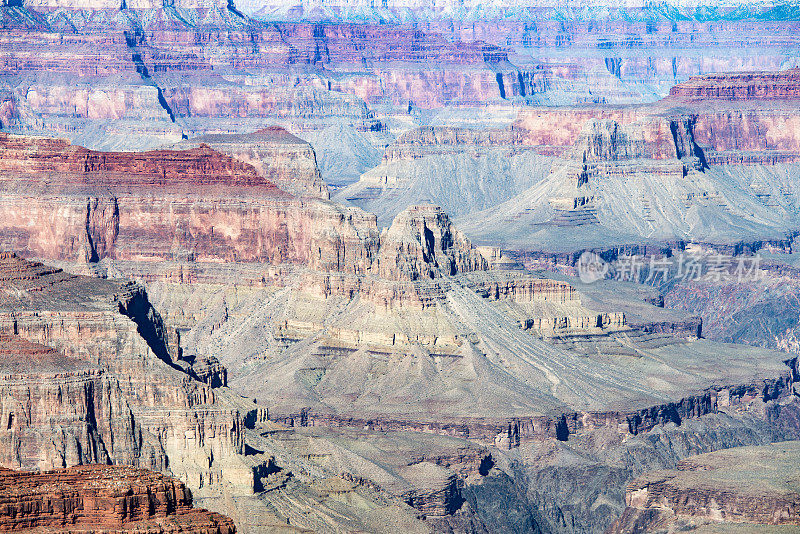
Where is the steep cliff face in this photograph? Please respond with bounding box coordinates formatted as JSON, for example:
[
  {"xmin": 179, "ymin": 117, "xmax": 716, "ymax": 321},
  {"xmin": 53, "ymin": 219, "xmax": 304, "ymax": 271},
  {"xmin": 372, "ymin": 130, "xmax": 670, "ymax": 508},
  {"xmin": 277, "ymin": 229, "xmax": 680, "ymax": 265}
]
[
  {"xmin": 0, "ymin": 252, "xmax": 277, "ymax": 532},
  {"xmin": 571, "ymin": 116, "xmax": 705, "ymax": 164},
  {"xmin": 669, "ymin": 68, "xmax": 800, "ymax": 101},
  {"xmin": 0, "ymin": 133, "xmax": 281, "ymax": 191},
  {"xmin": 0, "ymin": 334, "xmax": 136, "ymax": 471},
  {"xmin": 0, "ymin": 133, "xmax": 380, "ymax": 274},
  {"xmin": 0, "ymin": 464, "xmax": 236, "ymax": 533},
  {"xmin": 608, "ymin": 441, "xmax": 800, "ymax": 532},
  {"xmin": 176, "ymin": 127, "xmax": 329, "ymax": 199},
  {"xmin": 375, "ymin": 205, "xmax": 488, "ymax": 281}
]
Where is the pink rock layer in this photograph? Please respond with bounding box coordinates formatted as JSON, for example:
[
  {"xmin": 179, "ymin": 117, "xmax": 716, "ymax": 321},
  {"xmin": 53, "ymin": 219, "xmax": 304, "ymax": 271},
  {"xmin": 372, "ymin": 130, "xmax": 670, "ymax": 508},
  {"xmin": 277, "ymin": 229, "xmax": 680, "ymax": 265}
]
[{"xmin": 669, "ymin": 67, "xmax": 800, "ymax": 101}]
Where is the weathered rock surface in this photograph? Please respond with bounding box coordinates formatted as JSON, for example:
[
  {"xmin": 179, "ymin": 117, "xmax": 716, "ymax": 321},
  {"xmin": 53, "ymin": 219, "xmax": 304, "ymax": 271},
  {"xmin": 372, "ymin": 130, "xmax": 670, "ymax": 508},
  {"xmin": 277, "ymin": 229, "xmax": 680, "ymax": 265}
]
[
  {"xmin": 0, "ymin": 464, "xmax": 236, "ymax": 533},
  {"xmin": 607, "ymin": 441, "xmax": 800, "ymax": 533},
  {"xmin": 0, "ymin": 133, "xmax": 380, "ymax": 274},
  {"xmin": 454, "ymin": 77, "xmax": 800, "ymax": 250},
  {"xmin": 375, "ymin": 204, "xmax": 488, "ymax": 281},
  {"xmin": 669, "ymin": 68, "xmax": 800, "ymax": 102},
  {"xmin": 0, "ymin": 252, "xmax": 446, "ymax": 533},
  {"xmin": 174, "ymin": 127, "xmax": 329, "ymax": 200},
  {"xmin": 336, "ymin": 125, "xmax": 552, "ymax": 226},
  {"xmin": 0, "ymin": 252, "xmax": 278, "ymax": 531}
]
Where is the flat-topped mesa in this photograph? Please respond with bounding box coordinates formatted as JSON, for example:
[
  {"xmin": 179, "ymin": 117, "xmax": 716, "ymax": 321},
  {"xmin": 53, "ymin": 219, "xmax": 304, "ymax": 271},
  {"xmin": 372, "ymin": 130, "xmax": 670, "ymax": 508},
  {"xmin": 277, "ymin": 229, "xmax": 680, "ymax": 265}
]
[
  {"xmin": 0, "ymin": 251, "xmax": 73, "ymax": 289},
  {"xmin": 375, "ymin": 205, "xmax": 488, "ymax": 282},
  {"xmin": 0, "ymin": 464, "xmax": 235, "ymax": 533},
  {"xmin": 669, "ymin": 67, "xmax": 800, "ymax": 101},
  {"xmin": 0, "ymin": 133, "xmax": 283, "ymax": 196},
  {"xmin": 176, "ymin": 127, "xmax": 329, "ymax": 199}
]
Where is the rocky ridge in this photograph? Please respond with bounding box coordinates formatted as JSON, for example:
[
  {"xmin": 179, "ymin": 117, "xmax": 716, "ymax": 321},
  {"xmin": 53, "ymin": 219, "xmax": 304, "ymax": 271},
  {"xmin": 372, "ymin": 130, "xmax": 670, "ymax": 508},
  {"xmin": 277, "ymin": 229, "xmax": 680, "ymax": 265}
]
[
  {"xmin": 0, "ymin": 252, "xmax": 269, "ymax": 518},
  {"xmin": 0, "ymin": 251, "xmax": 442, "ymax": 533}
]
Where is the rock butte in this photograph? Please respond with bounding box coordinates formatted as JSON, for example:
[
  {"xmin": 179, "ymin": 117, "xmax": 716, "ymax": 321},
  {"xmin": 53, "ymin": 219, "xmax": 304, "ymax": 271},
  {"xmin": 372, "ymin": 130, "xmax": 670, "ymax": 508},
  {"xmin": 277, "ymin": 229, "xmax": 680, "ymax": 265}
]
[
  {"xmin": 171, "ymin": 127, "xmax": 330, "ymax": 200},
  {"xmin": 0, "ymin": 464, "xmax": 236, "ymax": 533}
]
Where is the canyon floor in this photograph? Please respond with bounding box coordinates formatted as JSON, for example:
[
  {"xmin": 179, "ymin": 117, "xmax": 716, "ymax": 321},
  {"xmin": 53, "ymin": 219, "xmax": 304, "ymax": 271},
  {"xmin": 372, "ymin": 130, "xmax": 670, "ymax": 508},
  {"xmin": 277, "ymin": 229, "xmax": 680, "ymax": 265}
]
[{"xmin": 2, "ymin": 1, "xmax": 800, "ymax": 533}]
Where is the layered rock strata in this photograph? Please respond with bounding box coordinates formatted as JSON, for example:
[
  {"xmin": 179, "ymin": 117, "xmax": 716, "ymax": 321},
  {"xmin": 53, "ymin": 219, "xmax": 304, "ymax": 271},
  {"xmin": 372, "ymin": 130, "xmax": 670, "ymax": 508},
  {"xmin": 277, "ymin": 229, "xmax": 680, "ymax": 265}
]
[
  {"xmin": 669, "ymin": 68, "xmax": 800, "ymax": 101},
  {"xmin": 608, "ymin": 441, "xmax": 800, "ymax": 532},
  {"xmin": 0, "ymin": 464, "xmax": 236, "ymax": 533},
  {"xmin": 0, "ymin": 133, "xmax": 380, "ymax": 273},
  {"xmin": 0, "ymin": 252, "xmax": 278, "ymax": 532},
  {"xmin": 173, "ymin": 127, "xmax": 329, "ymax": 200},
  {"xmin": 375, "ymin": 204, "xmax": 488, "ymax": 281}
]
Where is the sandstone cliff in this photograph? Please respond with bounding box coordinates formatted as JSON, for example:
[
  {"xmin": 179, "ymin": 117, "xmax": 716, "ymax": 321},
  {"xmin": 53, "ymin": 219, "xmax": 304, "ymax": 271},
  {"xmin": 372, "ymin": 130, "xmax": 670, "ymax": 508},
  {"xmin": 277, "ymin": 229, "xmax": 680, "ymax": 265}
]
[
  {"xmin": 0, "ymin": 464, "xmax": 236, "ymax": 533},
  {"xmin": 0, "ymin": 133, "xmax": 380, "ymax": 274}
]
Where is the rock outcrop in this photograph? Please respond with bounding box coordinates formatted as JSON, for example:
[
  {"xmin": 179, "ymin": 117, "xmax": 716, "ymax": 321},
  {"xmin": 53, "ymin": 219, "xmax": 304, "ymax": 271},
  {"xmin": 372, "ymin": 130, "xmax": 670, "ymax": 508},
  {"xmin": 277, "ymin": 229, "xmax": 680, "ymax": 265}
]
[
  {"xmin": 669, "ymin": 68, "xmax": 800, "ymax": 101},
  {"xmin": 0, "ymin": 464, "xmax": 236, "ymax": 533},
  {"xmin": 400, "ymin": 462, "xmax": 465, "ymax": 517},
  {"xmin": 0, "ymin": 133, "xmax": 280, "ymax": 192},
  {"xmin": 0, "ymin": 133, "xmax": 380, "ymax": 274},
  {"xmin": 175, "ymin": 127, "xmax": 329, "ymax": 200},
  {"xmin": 0, "ymin": 252, "xmax": 278, "ymax": 532},
  {"xmin": 375, "ymin": 205, "xmax": 488, "ymax": 281},
  {"xmin": 608, "ymin": 441, "xmax": 800, "ymax": 532}
]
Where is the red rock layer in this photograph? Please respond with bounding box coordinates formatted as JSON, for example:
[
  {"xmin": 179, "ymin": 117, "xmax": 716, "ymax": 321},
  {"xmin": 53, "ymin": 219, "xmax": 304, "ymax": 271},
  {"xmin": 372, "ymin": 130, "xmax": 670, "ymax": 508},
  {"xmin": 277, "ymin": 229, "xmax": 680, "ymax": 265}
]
[
  {"xmin": 0, "ymin": 333, "xmax": 91, "ymax": 375},
  {"xmin": 181, "ymin": 127, "xmax": 330, "ymax": 199},
  {"xmin": 0, "ymin": 464, "xmax": 235, "ymax": 533},
  {"xmin": 0, "ymin": 134, "xmax": 380, "ymax": 272},
  {"xmin": 669, "ymin": 67, "xmax": 800, "ymax": 101},
  {"xmin": 0, "ymin": 133, "xmax": 283, "ymax": 196}
]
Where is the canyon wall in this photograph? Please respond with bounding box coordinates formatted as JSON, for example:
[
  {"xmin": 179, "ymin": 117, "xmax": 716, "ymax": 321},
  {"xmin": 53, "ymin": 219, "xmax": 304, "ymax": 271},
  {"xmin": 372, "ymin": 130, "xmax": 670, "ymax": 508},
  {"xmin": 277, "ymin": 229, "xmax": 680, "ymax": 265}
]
[
  {"xmin": 175, "ymin": 127, "xmax": 329, "ymax": 199},
  {"xmin": 0, "ymin": 464, "xmax": 236, "ymax": 533},
  {"xmin": 0, "ymin": 133, "xmax": 381, "ymax": 274},
  {"xmin": 0, "ymin": 252, "xmax": 279, "ymax": 532},
  {"xmin": 669, "ymin": 68, "xmax": 800, "ymax": 101},
  {"xmin": 608, "ymin": 441, "xmax": 800, "ymax": 532}
]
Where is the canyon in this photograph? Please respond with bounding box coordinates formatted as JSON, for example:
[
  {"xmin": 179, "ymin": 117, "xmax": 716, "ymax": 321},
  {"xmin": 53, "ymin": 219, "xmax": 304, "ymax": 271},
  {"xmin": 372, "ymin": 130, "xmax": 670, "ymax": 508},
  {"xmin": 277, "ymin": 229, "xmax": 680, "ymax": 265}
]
[
  {"xmin": 344, "ymin": 69, "xmax": 800, "ymax": 252},
  {"xmin": 1, "ymin": 0, "xmax": 800, "ymax": 533}
]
